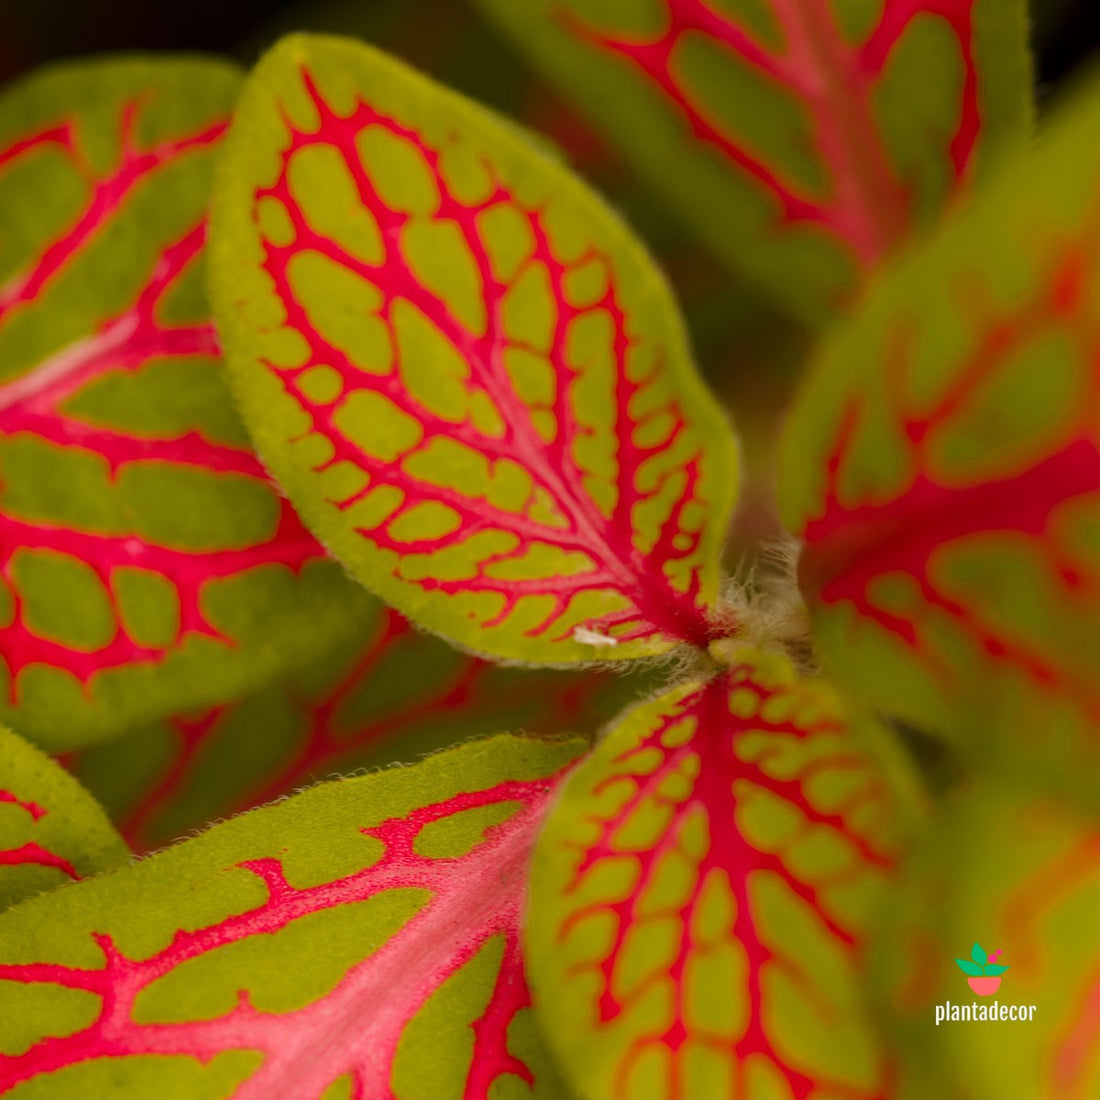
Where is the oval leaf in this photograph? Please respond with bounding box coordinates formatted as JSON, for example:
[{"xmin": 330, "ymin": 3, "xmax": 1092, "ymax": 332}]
[
  {"xmin": 473, "ymin": 0, "xmax": 1033, "ymax": 326},
  {"xmin": 0, "ymin": 57, "xmax": 373, "ymax": 749},
  {"xmin": 210, "ymin": 33, "xmax": 738, "ymax": 666},
  {"xmin": 0, "ymin": 734, "xmax": 582, "ymax": 1096},
  {"xmin": 780, "ymin": 72, "xmax": 1100, "ymax": 762},
  {"xmin": 0, "ymin": 725, "xmax": 128, "ymax": 910},
  {"xmin": 872, "ymin": 779, "xmax": 1100, "ymax": 1097},
  {"xmin": 69, "ymin": 603, "xmax": 647, "ymax": 853},
  {"xmin": 527, "ymin": 648, "xmax": 918, "ymax": 1100}
]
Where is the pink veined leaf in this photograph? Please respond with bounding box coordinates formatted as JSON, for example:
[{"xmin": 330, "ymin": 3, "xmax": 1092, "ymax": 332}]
[
  {"xmin": 779, "ymin": 76, "xmax": 1100, "ymax": 767},
  {"xmin": 527, "ymin": 650, "xmax": 918, "ymax": 1100},
  {"xmin": 211, "ymin": 35, "xmax": 738, "ymax": 667},
  {"xmin": 0, "ymin": 219, "xmax": 306, "ymax": 674},
  {"xmin": 0, "ymin": 735, "xmax": 581, "ymax": 1097},
  {"xmin": 254, "ymin": 92, "xmax": 702, "ymax": 645},
  {"xmin": 68, "ymin": 604, "xmax": 646, "ymax": 854},
  {"xmin": 301, "ymin": 0, "xmax": 780, "ymax": 374},
  {"xmin": 0, "ymin": 843, "xmax": 75, "ymax": 879},
  {"xmin": 0, "ymin": 782, "xmax": 78, "ymax": 882},
  {"xmin": 800, "ymin": 255, "xmax": 1098, "ymax": 685},
  {"xmin": 473, "ymin": 0, "xmax": 1032, "ymax": 324},
  {"xmin": 0, "ymin": 724, "xmax": 129, "ymax": 909},
  {"xmin": 0, "ymin": 59, "xmax": 370, "ymax": 747},
  {"xmin": 566, "ymin": 0, "xmax": 973, "ymax": 263}
]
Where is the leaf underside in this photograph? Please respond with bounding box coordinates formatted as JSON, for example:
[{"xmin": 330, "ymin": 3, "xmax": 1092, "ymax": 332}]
[
  {"xmin": 0, "ymin": 57, "xmax": 371, "ymax": 750},
  {"xmin": 0, "ymin": 735, "xmax": 582, "ymax": 1098},
  {"xmin": 780, "ymin": 72, "xmax": 1100, "ymax": 774},
  {"xmin": 527, "ymin": 649, "xmax": 912, "ymax": 1100},
  {"xmin": 473, "ymin": 0, "xmax": 1032, "ymax": 325},
  {"xmin": 210, "ymin": 34, "xmax": 738, "ymax": 668}
]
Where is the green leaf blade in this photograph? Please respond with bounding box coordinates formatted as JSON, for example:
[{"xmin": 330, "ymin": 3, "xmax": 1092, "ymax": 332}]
[
  {"xmin": 473, "ymin": 0, "xmax": 1033, "ymax": 325},
  {"xmin": 526, "ymin": 649, "xmax": 918, "ymax": 1100},
  {"xmin": 0, "ymin": 734, "xmax": 582, "ymax": 1096},
  {"xmin": 210, "ymin": 33, "xmax": 738, "ymax": 667},
  {"xmin": 0, "ymin": 725, "xmax": 128, "ymax": 909},
  {"xmin": 779, "ymin": 72, "xmax": 1100, "ymax": 770},
  {"xmin": 0, "ymin": 57, "xmax": 376, "ymax": 749}
]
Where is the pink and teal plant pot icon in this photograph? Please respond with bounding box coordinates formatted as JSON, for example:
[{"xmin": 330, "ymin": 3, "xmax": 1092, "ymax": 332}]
[
  {"xmin": 955, "ymin": 944, "xmax": 1009, "ymax": 996},
  {"xmin": 967, "ymin": 976, "xmax": 1002, "ymax": 995}
]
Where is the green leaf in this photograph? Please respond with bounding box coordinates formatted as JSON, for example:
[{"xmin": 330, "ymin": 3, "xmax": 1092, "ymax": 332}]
[
  {"xmin": 0, "ymin": 725, "xmax": 128, "ymax": 909},
  {"xmin": 0, "ymin": 57, "xmax": 379, "ymax": 750},
  {"xmin": 68, "ymin": 602, "xmax": 647, "ymax": 853},
  {"xmin": 779, "ymin": 71, "xmax": 1100, "ymax": 776},
  {"xmin": 983, "ymin": 963, "xmax": 1008, "ymax": 976},
  {"xmin": 472, "ymin": 0, "xmax": 1033, "ymax": 327},
  {"xmin": 971, "ymin": 942, "xmax": 987, "ymax": 967},
  {"xmin": 526, "ymin": 648, "xmax": 920, "ymax": 1100},
  {"xmin": 954, "ymin": 958, "xmax": 983, "ymax": 976},
  {"xmin": 245, "ymin": 0, "xmax": 795, "ymax": 372},
  {"xmin": 0, "ymin": 733, "xmax": 583, "ymax": 1096},
  {"xmin": 209, "ymin": 33, "xmax": 738, "ymax": 667},
  {"xmin": 871, "ymin": 779, "xmax": 1100, "ymax": 1096}
]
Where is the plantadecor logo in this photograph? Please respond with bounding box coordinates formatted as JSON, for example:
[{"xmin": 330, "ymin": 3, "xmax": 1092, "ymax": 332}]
[
  {"xmin": 934, "ymin": 943, "xmax": 1037, "ymax": 1025},
  {"xmin": 955, "ymin": 941, "xmax": 1008, "ymax": 995}
]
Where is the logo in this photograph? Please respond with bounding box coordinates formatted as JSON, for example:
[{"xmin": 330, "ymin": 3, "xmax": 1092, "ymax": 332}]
[
  {"xmin": 955, "ymin": 942, "xmax": 1008, "ymax": 996},
  {"xmin": 934, "ymin": 942, "xmax": 1037, "ymax": 1026}
]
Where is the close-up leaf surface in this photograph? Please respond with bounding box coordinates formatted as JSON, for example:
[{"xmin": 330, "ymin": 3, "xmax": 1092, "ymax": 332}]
[
  {"xmin": 473, "ymin": 0, "xmax": 1033, "ymax": 325},
  {"xmin": 780, "ymin": 72, "xmax": 1100, "ymax": 764},
  {"xmin": 527, "ymin": 649, "xmax": 916, "ymax": 1099},
  {"xmin": 0, "ymin": 4, "xmax": 1093, "ymax": 1099},
  {"xmin": 246, "ymin": 0, "xmax": 793, "ymax": 378},
  {"xmin": 69, "ymin": 602, "xmax": 645, "ymax": 853},
  {"xmin": 210, "ymin": 34, "xmax": 738, "ymax": 667},
  {"xmin": 0, "ymin": 734, "xmax": 583, "ymax": 1098},
  {"xmin": 0, "ymin": 724, "xmax": 129, "ymax": 910},
  {"xmin": 0, "ymin": 57, "xmax": 372, "ymax": 750}
]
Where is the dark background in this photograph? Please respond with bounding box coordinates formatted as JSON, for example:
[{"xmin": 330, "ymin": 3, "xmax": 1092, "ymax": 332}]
[{"xmin": 1, "ymin": 0, "xmax": 1098, "ymax": 91}]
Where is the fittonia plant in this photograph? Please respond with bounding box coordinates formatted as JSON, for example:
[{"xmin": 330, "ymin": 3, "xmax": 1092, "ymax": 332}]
[{"xmin": 0, "ymin": 3, "xmax": 1094, "ymax": 1098}]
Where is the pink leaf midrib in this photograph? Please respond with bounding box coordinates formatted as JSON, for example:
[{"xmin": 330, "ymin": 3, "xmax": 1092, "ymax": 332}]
[
  {"xmin": 768, "ymin": 0, "xmax": 913, "ymax": 264},
  {"xmin": 566, "ymin": 0, "xmax": 983, "ymax": 270},
  {"xmin": 800, "ymin": 244, "xmax": 1100, "ymax": 718},
  {"xmin": 563, "ymin": 675, "xmax": 893, "ymax": 1098},
  {"xmin": 0, "ymin": 778, "xmax": 559, "ymax": 1098},
  {"xmin": 261, "ymin": 72, "xmax": 716, "ymax": 649}
]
